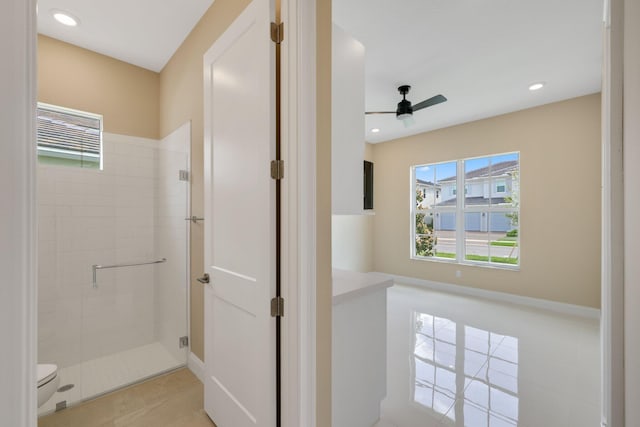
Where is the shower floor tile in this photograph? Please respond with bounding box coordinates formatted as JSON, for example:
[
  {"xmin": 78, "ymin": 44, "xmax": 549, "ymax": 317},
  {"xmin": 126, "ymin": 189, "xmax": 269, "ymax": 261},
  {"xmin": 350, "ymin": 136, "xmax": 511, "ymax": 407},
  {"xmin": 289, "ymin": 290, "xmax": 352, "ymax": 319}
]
[{"xmin": 39, "ymin": 342, "xmax": 184, "ymax": 416}]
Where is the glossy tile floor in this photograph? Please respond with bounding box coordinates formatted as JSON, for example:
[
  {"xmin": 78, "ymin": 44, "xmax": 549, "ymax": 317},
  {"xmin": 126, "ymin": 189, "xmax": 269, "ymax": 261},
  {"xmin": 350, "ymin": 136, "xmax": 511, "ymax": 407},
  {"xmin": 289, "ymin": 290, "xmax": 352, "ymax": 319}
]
[
  {"xmin": 38, "ymin": 368, "xmax": 215, "ymax": 427},
  {"xmin": 375, "ymin": 285, "xmax": 600, "ymax": 427}
]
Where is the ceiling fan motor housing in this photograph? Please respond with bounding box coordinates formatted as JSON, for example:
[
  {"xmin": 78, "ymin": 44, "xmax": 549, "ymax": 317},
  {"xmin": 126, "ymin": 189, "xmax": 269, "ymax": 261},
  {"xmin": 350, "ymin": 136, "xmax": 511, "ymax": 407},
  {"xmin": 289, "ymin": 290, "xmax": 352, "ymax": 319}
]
[
  {"xmin": 396, "ymin": 99, "xmax": 413, "ymax": 118},
  {"xmin": 396, "ymin": 85, "xmax": 413, "ymax": 118}
]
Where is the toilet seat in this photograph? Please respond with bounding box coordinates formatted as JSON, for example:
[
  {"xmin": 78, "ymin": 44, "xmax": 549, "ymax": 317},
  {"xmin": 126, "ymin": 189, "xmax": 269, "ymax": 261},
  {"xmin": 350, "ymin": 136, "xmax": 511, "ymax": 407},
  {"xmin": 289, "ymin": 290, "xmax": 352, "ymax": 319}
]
[{"xmin": 37, "ymin": 364, "xmax": 58, "ymax": 388}]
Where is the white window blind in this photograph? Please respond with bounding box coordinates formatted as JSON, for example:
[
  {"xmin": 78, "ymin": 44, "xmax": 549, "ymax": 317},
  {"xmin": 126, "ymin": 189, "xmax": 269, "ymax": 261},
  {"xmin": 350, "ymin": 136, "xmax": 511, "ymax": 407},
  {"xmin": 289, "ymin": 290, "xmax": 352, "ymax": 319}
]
[{"xmin": 36, "ymin": 103, "xmax": 102, "ymax": 168}]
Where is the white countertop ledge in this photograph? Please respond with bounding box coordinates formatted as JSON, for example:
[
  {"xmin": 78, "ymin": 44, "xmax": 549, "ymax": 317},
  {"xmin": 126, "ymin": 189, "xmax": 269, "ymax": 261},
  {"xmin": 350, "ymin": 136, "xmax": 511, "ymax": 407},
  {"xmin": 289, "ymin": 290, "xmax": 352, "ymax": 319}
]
[{"xmin": 332, "ymin": 269, "xmax": 394, "ymax": 305}]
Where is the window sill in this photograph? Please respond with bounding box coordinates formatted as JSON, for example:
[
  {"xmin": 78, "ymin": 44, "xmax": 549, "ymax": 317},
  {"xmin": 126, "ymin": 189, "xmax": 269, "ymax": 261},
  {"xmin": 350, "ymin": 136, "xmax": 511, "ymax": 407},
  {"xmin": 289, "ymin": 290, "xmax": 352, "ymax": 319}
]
[{"xmin": 411, "ymin": 255, "xmax": 520, "ymax": 271}]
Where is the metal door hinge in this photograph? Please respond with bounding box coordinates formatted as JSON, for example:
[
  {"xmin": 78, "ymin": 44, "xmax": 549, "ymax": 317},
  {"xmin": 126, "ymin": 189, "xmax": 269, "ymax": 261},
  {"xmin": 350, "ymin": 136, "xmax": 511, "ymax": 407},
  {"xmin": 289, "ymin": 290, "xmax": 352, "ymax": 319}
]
[
  {"xmin": 179, "ymin": 336, "xmax": 189, "ymax": 348},
  {"xmin": 179, "ymin": 170, "xmax": 189, "ymax": 181},
  {"xmin": 271, "ymin": 160, "xmax": 284, "ymax": 180},
  {"xmin": 271, "ymin": 22, "xmax": 284, "ymax": 44},
  {"xmin": 271, "ymin": 296, "xmax": 284, "ymax": 317}
]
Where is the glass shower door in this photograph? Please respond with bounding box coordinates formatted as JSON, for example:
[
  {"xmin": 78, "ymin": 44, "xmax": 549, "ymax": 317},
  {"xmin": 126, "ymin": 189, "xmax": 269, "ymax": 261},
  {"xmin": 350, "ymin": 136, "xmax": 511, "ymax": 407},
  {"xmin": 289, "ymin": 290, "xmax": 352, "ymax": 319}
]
[{"xmin": 78, "ymin": 127, "xmax": 190, "ymax": 402}]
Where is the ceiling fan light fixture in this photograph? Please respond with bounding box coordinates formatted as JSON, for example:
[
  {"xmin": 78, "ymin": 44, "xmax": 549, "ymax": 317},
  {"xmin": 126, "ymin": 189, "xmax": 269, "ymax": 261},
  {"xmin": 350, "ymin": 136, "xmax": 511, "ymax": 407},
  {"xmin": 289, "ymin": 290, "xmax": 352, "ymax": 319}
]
[
  {"xmin": 52, "ymin": 10, "xmax": 79, "ymax": 27},
  {"xmin": 396, "ymin": 99, "xmax": 413, "ymax": 120}
]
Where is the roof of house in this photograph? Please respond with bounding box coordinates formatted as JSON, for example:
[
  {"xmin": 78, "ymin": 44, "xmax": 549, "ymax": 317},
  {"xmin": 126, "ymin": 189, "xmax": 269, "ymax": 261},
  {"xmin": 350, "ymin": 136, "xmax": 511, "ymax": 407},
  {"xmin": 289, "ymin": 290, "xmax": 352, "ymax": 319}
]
[
  {"xmin": 438, "ymin": 160, "xmax": 518, "ymax": 183},
  {"xmin": 416, "ymin": 179, "xmax": 436, "ymax": 186}
]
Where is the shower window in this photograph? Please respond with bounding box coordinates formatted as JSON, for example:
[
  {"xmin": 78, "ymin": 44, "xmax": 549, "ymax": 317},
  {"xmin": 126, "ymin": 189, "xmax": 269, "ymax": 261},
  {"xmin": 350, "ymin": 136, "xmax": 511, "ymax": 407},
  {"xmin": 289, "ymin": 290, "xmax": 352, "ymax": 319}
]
[{"xmin": 36, "ymin": 103, "xmax": 103, "ymax": 169}]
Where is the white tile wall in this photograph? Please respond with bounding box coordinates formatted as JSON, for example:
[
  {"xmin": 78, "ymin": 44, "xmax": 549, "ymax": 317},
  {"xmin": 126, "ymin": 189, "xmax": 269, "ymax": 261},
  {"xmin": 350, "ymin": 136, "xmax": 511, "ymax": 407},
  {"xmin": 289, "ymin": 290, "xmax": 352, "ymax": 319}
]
[{"xmin": 37, "ymin": 128, "xmax": 189, "ymax": 384}]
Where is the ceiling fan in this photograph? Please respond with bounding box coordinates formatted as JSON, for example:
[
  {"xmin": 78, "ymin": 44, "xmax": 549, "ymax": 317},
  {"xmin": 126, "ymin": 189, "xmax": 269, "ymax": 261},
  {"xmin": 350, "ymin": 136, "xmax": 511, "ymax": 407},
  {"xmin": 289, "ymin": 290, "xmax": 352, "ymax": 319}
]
[{"xmin": 366, "ymin": 85, "xmax": 447, "ymax": 126}]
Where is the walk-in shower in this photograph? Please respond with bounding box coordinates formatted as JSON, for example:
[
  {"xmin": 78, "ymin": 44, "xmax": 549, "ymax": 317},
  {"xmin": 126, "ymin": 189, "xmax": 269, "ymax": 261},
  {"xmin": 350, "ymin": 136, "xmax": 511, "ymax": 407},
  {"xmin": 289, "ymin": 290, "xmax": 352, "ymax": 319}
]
[{"xmin": 37, "ymin": 122, "xmax": 191, "ymax": 415}]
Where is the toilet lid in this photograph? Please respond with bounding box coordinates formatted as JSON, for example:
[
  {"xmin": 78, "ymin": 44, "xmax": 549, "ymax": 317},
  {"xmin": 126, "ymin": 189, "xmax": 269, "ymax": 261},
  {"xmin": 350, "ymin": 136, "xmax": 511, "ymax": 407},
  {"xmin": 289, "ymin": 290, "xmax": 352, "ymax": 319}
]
[{"xmin": 37, "ymin": 364, "xmax": 57, "ymax": 387}]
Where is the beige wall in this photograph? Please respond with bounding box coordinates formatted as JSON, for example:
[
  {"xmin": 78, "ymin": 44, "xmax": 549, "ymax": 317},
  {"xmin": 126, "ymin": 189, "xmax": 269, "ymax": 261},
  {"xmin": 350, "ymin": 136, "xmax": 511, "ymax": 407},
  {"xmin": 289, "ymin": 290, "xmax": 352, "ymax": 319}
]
[
  {"xmin": 38, "ymin": 35, "xmax": 159, "ymax": 139},
  {"xmin": 372, "ymin": 94, "xmax": 602, "ymax": 308},
  {"xmin": 158, "ymin": 0, "xmax": 252, "ymax": 362},
  {"xmin": 364, "ymin": 142, "xmax": 374, "ymax": 162}
]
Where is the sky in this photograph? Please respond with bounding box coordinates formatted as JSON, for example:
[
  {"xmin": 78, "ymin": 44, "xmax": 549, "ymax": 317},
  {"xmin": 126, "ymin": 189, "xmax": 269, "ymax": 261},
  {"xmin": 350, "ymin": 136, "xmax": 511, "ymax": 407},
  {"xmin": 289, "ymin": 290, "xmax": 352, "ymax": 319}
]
[{"xmin": 415, "ymin": 152, "xmax": 519, "ymax": 183}]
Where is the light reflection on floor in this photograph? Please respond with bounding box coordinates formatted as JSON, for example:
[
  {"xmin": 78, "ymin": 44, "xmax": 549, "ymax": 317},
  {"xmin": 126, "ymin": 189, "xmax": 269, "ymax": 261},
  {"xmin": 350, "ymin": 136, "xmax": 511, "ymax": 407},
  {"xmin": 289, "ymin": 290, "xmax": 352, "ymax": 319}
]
[
  {"xmin": 377, "ymin": 285, "xmax": 600, "ymax": 427},
  {"xmin": 413, "ymin": 312, "xmax": 519, "ymax": 426}
]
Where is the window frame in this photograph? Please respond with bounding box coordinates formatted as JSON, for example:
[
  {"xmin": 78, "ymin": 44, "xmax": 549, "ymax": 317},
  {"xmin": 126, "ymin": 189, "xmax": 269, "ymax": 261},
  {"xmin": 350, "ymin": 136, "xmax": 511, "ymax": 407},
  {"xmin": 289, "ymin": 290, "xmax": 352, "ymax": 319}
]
[
  {"xmin": 411, "ymin": 152, "xmax": 520, "ymax": 269},
  {"xmin": 36, "ymin": 102, "xmax": 104, "ymax": 170}
]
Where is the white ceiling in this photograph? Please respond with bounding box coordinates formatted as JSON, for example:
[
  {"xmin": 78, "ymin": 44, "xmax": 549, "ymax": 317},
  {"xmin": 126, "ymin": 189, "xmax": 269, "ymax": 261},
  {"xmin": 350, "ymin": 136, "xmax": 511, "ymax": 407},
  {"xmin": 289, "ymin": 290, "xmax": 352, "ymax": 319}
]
[
  {"xmin": 333, "ymin": 0, "xmax": 604, "ymax": 143},
  {"xmin": 37, "ymin": 0, "xmax": 603, "ymax": 143},
  {"xmin": 37, "ymin": 0, "xmax": 215, "ymax": 72}
]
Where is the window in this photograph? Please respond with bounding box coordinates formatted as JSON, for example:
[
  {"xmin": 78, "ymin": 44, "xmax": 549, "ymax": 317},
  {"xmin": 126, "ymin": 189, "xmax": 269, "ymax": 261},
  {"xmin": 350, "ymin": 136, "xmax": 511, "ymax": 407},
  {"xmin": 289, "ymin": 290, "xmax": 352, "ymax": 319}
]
[
  {"xmin": 412, "ymin": 153, "xmax": 519, "ymax": 268},
  {"xmin": 37, "ymin": 103, "xmax": 103, "ymax": 169}
]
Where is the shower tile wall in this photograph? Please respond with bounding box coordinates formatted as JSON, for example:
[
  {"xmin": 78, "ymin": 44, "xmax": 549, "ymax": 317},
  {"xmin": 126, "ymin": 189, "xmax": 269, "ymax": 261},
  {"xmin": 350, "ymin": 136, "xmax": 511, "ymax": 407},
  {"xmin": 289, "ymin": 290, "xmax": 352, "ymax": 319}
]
[{"xmin": 38, "ymin": 133, "xmax": 160, "ymax": 368}]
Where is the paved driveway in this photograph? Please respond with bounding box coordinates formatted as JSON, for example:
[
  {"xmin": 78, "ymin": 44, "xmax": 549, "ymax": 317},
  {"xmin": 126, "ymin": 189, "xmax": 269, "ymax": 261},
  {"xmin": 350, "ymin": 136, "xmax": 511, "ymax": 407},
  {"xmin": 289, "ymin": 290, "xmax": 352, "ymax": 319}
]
[{"xmin": 433, "ymin": 230, "xmax": 519, "ymax": 259}]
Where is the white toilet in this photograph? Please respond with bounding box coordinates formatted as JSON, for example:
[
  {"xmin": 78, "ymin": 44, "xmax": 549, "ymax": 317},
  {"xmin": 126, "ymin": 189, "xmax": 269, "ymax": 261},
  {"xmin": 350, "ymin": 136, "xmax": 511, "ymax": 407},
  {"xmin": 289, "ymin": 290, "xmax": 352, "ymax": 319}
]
[{"xmin": 37, "ymin": 364, "xmax": 59, "ymax": 408}]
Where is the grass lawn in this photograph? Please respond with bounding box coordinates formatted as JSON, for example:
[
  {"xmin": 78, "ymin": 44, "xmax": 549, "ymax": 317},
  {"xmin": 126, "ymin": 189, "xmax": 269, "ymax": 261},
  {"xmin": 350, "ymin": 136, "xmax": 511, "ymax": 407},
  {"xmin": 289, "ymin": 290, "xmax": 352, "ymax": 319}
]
[
  {"xmin": 465, "ymin": 254, "xmax": 518, "ymax": 264},
  {"xmin": 434, "ymin": 252, "xmax": 456, "ymax": 259},
  {"xmin": 490, "ymin": 240, "xmax": 518, "ymax": 247},
  {"xmin": 431, "ymin": 252, "xmax": 518, "ymax": 265}
]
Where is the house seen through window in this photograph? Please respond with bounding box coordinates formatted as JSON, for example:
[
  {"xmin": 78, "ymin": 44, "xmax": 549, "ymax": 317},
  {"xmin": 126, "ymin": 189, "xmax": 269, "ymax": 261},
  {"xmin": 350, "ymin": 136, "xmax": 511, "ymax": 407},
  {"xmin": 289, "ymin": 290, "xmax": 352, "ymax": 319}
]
[
  {"xmin": 37, "ymin": 103, "xmax": 103, "ymax": 169},
  {"xmin": 412, "ymin": 152, "xmax": 520, "ymax": 268}
]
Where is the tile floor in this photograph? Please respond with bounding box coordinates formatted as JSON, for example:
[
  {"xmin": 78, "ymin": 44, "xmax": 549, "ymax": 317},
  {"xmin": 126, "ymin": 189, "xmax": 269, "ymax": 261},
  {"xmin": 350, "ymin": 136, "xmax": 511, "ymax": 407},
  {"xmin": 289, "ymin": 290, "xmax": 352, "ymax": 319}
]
[
  {"xmin": 375, "ymin": 285, "xmax": 601, "ymax": 427},
  {"xmin": 39, "ymin": 342, "xmax": 184, "ymax": 416},
  {"xmin": 38, "ymin": 284, "xmax": 600, "ymax": 427},
  {"xmin": 38, "ymin": 368, "xmax": 215, "ymax": 427}
]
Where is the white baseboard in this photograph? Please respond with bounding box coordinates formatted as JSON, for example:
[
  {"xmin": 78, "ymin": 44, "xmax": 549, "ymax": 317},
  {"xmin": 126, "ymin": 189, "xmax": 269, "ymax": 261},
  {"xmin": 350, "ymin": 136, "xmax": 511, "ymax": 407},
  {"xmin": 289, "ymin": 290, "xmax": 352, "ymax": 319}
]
[
  {"xmin": 380, "ymin": 273, "xmax": 601, "ymax": 320},
  {"xmin": 188, "ymin": 352, "xmax": 205, "ymax": 384}
]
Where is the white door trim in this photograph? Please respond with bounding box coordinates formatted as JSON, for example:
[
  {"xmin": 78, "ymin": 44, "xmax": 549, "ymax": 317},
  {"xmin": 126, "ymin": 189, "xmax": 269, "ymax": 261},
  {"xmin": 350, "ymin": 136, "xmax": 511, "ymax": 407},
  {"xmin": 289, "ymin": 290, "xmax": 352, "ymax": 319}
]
[
  {"xmin": 601, "ymin": 0, "xmax": 625, "ymax": 425},
  {"xmin": 0, "ymin": 0, "xmax": 38, "ymax": 425},
  {"xmin": 281, "ymin": 0, "xmax": 317, "ymax": 425},
  {"xmin": 623, "ymin": 0, "xmax": 640, "ymax": 424}
]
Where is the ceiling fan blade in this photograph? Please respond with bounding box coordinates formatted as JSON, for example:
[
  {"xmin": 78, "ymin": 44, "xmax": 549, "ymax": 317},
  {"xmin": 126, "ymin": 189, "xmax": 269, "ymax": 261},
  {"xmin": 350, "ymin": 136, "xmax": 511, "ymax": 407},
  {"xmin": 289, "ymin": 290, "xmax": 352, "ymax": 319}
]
[
  {"xmin": 365, "ymin": 111, "xmax": 396, "ymax": 115},
  {"xmin": 412, "ymin": 94, "xmax": 447, "ymax": 112}
]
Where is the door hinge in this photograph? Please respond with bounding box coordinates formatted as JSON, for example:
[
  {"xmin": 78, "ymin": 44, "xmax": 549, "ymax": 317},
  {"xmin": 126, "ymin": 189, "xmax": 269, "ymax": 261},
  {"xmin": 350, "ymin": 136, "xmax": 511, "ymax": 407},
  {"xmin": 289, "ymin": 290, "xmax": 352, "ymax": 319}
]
[
  {"xmin": 271, "ymin": 296, "xmax": 284, "ymax": 317},
  {"xmin": 179, "ymin": 170, "xmax": 189, "ymax": 182},
  {"xmin": 271, "ymin": 22, "xmax": 284, "ymax": 44},
  {"xmin": 271, "ymin": 160, "xmax": 284, "ymax": 180},
  {"xmin": 179, "ymin": 336, "xmax": 189, "ymax": 348}
]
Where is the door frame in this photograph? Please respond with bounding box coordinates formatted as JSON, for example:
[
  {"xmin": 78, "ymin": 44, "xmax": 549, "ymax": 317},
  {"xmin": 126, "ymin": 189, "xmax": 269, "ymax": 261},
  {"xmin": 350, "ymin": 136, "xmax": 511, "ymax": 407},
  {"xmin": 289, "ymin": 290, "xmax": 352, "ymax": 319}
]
[
  {"xmin": 280, "ymin": 0, "xmax": 318, "ymax": 425},
  {"xmin": 0, "ymin": 0, "xmax": 38, "ymax": 425},
  {"xmin": 601, "ymin": 0, "xmax": 625, "ymax": 425}
]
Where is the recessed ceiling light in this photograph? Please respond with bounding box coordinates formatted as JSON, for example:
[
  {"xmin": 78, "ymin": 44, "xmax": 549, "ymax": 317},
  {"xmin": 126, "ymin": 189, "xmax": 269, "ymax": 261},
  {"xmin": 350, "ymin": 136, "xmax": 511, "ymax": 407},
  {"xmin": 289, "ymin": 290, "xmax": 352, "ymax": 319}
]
[
  {"xmin": 52, "ymin": 10, "xmax": 79, "ymax": 27},
  {"xmin": 371, "ymin": 128, "xmax": 380, "ymax": 133},
  {"xmin": 528, "ymin": 82, "xmax": 545, "ymax": 91}
]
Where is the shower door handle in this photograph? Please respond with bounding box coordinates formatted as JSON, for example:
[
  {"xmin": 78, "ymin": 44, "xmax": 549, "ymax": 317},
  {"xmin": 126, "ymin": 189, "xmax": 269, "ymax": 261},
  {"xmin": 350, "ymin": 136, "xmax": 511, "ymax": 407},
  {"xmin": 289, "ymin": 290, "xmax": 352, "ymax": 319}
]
[{"xmin": 197, "ymin": 273, "xmax": 210, "ymax": 284}]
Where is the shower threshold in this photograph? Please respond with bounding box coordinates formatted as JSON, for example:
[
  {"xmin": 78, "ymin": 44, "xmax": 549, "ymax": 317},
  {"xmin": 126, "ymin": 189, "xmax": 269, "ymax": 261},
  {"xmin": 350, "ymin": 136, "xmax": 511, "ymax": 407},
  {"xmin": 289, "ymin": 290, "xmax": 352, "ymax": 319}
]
[{"xmin": 38, "ymin": 342, "xmax": 184, "ymax": 417}]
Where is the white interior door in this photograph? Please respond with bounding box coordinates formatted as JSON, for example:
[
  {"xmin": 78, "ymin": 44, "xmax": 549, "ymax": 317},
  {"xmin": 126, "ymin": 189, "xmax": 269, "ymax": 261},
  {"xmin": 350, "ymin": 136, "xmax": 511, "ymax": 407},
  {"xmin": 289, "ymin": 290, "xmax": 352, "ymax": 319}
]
[{"xmin": 202, "ymin": 1, "xmax": 276, "ymax": 426}]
